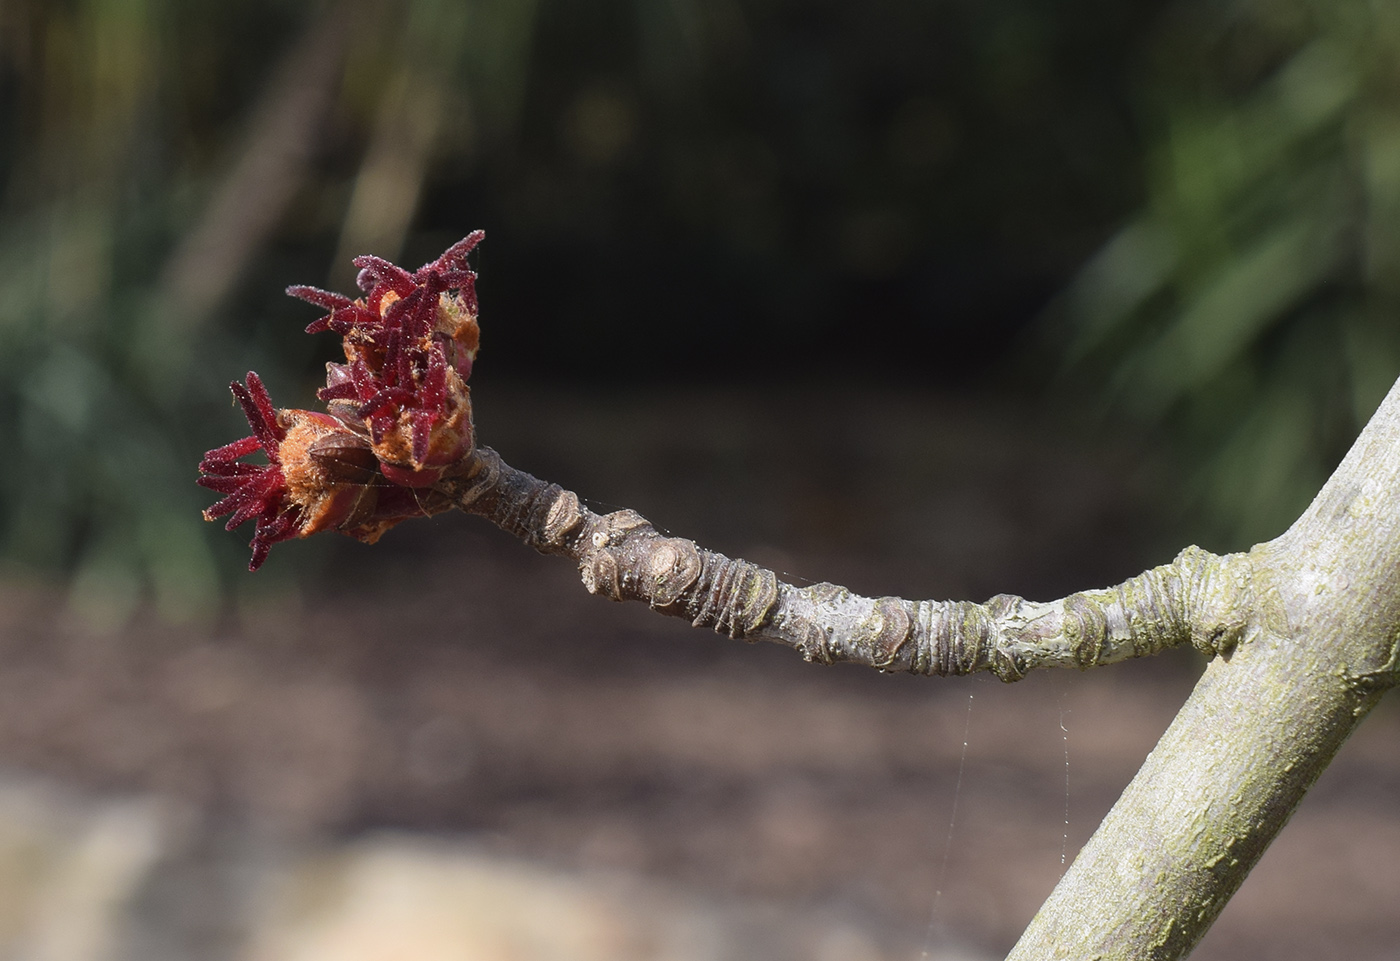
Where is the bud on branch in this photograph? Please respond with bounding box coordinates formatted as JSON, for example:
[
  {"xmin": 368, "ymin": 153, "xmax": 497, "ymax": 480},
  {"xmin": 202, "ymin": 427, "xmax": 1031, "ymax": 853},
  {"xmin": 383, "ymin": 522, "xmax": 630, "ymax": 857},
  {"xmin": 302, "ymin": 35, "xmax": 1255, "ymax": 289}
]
[
  {"xmin": 198, "ymin": 232, "xmax": 484, "ymax": 569},
  {"xmin": 198, "ymin": 232, "xmax": 1247, "ymax": 682},
  {"xmin": 196, "ymin": 230, "xmax": 1400, "ymax": 961}
]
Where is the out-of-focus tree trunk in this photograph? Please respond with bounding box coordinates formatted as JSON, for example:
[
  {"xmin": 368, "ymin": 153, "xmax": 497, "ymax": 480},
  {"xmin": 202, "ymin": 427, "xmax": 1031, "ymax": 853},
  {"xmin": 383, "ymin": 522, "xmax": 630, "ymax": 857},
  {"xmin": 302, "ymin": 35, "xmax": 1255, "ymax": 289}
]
[{"xmin": 1007, "ymin": 375, "xmax": 1400, "ymax": 960}]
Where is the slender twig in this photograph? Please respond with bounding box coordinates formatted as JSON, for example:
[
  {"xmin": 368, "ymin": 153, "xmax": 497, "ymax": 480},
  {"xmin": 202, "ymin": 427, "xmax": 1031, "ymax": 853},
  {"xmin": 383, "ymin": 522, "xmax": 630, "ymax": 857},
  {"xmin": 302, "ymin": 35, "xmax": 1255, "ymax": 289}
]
[
  {"xmin": 442, "ymin": 446, "xmax": 1255, "ymax": 681},
  {"xmin": 200, "ymin": 230, "xmax": 1400, "ymax": 959}
]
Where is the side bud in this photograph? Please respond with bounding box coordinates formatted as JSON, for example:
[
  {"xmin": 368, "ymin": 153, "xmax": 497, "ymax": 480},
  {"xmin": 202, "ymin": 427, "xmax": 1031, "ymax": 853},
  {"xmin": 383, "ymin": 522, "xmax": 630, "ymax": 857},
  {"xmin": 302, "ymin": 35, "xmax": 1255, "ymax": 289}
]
[{"xmin": 198, "ymin": 373, "xmax": 450, "ymax": 570}]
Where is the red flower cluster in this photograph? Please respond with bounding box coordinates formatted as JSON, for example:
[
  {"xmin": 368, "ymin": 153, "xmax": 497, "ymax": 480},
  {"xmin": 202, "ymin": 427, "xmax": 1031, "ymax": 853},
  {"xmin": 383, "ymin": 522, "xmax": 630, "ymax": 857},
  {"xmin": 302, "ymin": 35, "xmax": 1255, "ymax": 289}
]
[{"xmin": 199, "ymin": 233, "xmax": 483, "ymax": 570}]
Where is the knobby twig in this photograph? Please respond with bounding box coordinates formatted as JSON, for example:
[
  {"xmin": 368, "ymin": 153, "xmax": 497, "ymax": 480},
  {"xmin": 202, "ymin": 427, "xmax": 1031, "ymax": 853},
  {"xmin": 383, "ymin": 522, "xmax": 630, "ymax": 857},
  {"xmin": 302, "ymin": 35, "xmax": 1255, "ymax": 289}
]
[
  {"xmin": 197, "ymin": 233, "xmax": 1400, "ymax": 961},
  {"xmin": 443, "ymin": 446, "xmax": 1253, "ymax": 681}
]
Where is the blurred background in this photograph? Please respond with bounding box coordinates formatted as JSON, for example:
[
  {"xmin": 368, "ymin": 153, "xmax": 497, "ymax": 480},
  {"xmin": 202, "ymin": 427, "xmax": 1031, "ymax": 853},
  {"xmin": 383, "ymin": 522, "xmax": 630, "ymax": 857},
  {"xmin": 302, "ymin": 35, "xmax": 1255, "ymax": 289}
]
[{"xmin": 0, "ymin": 0, "xmax": 1399, "ymax": 958}]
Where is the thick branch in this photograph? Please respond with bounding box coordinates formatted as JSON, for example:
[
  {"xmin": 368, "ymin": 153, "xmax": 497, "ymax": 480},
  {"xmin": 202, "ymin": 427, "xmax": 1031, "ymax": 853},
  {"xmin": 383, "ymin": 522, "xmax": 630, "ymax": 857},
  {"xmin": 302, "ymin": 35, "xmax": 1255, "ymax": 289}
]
[
  {"xmin": 433, "ymin": 374, "xmax": 1400, "ymax": 959},
  {"xmin": 1006, "ymin": 375, "xmax": 1400, "ymax": 960},
  {"xmin": 436, "ymin": 374, "xmax": 1400, "ymax": 959},
  {"xmin": 441, "ymin": 447, "xmax": 1251, "ymax": 681}
]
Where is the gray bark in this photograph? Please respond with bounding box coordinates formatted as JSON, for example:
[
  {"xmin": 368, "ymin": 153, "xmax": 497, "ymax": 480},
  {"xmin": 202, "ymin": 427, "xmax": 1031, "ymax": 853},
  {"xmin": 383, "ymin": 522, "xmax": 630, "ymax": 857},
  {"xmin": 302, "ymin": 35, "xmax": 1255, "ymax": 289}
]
[
  {"xmin": 443, "ymin": 451, "xmax": 1249, "ymax": 680},
  {"xmin": 437, "ymin": 374, "xmax": 1400, "ymax": 960},
  {"xmin": 1006, "ymin": 375, "xmax": 1400, "ymax": 960}
]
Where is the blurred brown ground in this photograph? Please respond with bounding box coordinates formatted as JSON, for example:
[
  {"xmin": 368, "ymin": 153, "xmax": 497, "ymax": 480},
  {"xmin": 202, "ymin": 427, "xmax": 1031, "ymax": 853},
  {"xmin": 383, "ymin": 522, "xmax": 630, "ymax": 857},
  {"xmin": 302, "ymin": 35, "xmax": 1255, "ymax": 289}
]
[{"xmin": 0, "ymin": 384, "xmax": 1395, "ymax": 959}]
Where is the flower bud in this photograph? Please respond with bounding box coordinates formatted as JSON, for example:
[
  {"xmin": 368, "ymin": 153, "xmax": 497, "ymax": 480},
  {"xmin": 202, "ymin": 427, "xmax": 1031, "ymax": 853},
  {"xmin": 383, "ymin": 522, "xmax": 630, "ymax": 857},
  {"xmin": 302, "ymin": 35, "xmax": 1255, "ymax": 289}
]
[
  {"xmin": 290, "ymin": 233, "xmax": 485, "ymax": 486},
  {"xmin": 198, "ymin": 373, "xmax": 449, "ymax": 570}
]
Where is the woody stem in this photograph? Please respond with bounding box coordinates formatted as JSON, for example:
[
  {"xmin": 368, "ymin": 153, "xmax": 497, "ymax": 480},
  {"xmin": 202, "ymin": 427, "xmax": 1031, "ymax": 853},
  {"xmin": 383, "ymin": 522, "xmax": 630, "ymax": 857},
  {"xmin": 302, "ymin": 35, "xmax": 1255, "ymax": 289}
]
[{"xmin": 439, "ymin": 446, "xmax": 1252, "ymax": 681}]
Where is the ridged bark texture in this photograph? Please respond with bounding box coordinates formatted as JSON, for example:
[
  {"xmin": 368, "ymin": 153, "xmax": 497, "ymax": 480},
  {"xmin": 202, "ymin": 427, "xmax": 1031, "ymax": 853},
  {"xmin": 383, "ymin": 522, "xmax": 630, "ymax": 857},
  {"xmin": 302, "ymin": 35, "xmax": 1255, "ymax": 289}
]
[
  {"xmin": 437, "ymin": 375, "xmax": 1400, "ymax": 960},
  {"xmin": 443, "ymin": 450, "xmax": 1250, "ymax": 681}
]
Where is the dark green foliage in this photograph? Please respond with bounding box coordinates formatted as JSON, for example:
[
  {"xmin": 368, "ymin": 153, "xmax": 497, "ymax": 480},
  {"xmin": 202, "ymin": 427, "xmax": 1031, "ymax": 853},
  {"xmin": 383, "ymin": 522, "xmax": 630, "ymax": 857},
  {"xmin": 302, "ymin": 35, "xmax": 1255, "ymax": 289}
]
[{"xmin": 1055, "ymin": 0, "xmax": 1400, "ymax": 547}]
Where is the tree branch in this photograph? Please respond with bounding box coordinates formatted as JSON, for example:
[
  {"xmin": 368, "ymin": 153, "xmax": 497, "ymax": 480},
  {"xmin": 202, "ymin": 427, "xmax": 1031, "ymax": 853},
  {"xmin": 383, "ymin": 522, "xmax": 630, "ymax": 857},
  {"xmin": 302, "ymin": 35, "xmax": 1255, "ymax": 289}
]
[
  {"xmin": 202, "ymin": 232, "xmax": 1400, "ymax": 959},
  {"xmin": 438, "ymin": 377, "xmax": 1400, "ymax": 961},
  {"xmin": 1005, "ymin": 375, "xmax": 1400, "ymax": 960},
  {"xmin": 442, "ymin": 446, "xmax": 1254, "ymax": 681}
]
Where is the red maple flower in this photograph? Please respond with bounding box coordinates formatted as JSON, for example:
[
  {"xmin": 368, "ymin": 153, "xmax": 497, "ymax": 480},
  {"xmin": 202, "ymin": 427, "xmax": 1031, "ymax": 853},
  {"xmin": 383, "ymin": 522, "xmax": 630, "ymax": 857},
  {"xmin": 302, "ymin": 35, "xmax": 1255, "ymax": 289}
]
[
  {"xmin": 288, "ymin": 232, "xmax": 482, "ymax": 486},
  {"xmin": 198, "ymin": 373, "xmax": 304, "ymax": 570},
  {"xmin": 202, "ymin": 234, "xmax": 484, "ymax": 569},
  {"xmin": 198, "ymin": 372, "xmax": 450, "ymax": 570}
]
